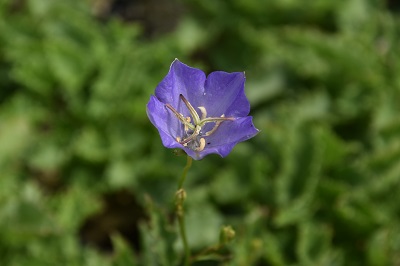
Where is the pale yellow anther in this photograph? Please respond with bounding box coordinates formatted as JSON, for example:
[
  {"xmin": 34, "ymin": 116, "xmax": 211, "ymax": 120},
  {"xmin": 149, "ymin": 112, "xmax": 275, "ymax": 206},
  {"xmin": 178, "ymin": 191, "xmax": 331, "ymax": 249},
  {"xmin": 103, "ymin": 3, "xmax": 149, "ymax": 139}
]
[
  {"xmin": 198, "ymin": 106, "xmax": 207, "ymax": 120},
  {"xmin": 177, "ymin": 136, "xmax": 188, "ymax": 146},
  {"xmin": 195, "ymin": 138, "xmax": 206, "ymax": 152},
  {"xmin": 184, "ymin": 117, "xmax": 191, "ymax": 131}
]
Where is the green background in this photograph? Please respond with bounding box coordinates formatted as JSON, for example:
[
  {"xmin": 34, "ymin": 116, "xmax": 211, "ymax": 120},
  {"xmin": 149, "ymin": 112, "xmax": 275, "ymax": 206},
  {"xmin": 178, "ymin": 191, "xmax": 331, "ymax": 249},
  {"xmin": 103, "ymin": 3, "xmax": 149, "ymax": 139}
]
[{"xmin": 1, "ymin": 0, "xmax": 400, "ymax": 265}]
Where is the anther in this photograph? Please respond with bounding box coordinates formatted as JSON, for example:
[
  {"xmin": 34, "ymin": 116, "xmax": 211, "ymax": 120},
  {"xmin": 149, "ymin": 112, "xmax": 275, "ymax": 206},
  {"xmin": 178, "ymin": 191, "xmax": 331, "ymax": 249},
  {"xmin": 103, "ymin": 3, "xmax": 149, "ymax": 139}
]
[
  {"xmin": 195, "ymin": 138, "xmax": 206, "ymax": 152},
  {"xmin": 184, "ymin": 117, "xmax": 191, "ymax": 132},
  {"xmin": 198, "ymin": 106, "xmax": 207, "ymax": 120}
]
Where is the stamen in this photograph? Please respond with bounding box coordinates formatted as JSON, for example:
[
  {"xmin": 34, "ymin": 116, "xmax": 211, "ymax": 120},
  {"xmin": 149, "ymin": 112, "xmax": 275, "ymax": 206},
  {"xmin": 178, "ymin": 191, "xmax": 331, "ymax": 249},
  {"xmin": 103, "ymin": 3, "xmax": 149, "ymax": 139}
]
[
  {"xmin": 165, "ymin": 104, "xmax": 195, "ymax": 130},
  {"xmin": 167, "ymin": 97, "xmax": 235, "ymax": 152},
  {"xmin": 180, "ymin": 125, "xmax": 201, "ymax": 144},
  {"xmin": 180, "ymin": 94, "xmax": 201, "ymax": 125},
  {"xmin": 198, "ymin": 106, "xmax": 207, "ymax": 120},
  {"xmin": 199, "ymin": 116, "xmax": 235, "ymax": 127},
  {"xmin": 184, "ymin": 117, "xmax": 191, "ymax": 132},
  {"xmin": 205, "ymin": 115, "xmax": 227, "ymax": 136},
  {"xmin": 195, "ymin": 138, "xmax": 206, "ymax": 152}
]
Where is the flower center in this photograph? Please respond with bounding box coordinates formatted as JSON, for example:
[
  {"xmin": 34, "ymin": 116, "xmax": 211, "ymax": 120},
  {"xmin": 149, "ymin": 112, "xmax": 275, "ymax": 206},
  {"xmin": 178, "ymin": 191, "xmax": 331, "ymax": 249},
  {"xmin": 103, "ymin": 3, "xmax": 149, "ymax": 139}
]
[{"xmin": 165, "ymin": 94, "xmax": 234, "ymax": 152}]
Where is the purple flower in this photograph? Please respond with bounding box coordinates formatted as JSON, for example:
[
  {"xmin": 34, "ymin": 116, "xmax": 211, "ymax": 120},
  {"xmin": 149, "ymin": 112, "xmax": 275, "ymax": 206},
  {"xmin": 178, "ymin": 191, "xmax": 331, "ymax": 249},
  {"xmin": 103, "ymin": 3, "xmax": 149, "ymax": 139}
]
[{"xmin": 146, "ymin": 59, "xmax": 259, "ymax": 160}]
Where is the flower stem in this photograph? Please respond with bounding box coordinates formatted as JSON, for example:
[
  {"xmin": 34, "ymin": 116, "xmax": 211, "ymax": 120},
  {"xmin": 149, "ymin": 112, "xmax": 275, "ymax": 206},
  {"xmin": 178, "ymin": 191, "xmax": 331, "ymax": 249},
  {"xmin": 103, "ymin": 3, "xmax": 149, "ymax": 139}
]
[
  {"xmin": 176, "ymin": 155, "xmax": 192, "ymax": 266},
  {"xmin": 178, "ymin": 155, "xmax": 192, "ymax": 189}
]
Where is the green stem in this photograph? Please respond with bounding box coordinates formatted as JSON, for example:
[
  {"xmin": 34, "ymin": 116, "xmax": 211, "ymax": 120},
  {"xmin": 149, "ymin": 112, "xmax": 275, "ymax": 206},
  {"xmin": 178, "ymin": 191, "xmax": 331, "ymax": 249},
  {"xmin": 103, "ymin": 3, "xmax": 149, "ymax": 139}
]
[
  {"xmin": 177, "ymin": 155, "xmax": 192, "ymax": 266},
  {"xmin": 178, "ymin": 155, "xmax": 192, "ymax": 190}
]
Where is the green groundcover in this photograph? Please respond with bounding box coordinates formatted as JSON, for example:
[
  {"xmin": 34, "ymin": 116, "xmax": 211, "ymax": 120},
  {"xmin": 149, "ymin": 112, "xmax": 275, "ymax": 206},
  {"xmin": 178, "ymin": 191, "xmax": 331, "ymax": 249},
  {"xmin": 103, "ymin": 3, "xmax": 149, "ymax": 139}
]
[{"xmin": 1, "ymin": 0, "xmax": 400, "ymax": 265}]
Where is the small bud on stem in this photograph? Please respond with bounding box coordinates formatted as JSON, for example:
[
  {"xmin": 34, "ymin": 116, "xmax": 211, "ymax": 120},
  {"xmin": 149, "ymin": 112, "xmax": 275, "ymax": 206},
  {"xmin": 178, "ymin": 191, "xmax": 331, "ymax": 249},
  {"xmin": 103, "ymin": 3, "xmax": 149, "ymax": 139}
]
[{"xmin": 219, "ymin": 225, "xmax": 236, "ymax": 245}]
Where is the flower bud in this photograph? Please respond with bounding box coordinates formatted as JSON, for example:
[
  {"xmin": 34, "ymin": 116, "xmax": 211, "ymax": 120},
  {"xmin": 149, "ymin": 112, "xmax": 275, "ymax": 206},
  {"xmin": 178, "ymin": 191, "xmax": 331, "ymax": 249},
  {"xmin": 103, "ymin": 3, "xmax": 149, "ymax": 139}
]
[
  {"xmin": 219, "ymin": 225, "xmax": 235, "ymax": 245},
  {"xmin": 175, "ymin": 188, "xmax": 187, "ymax": 205}
]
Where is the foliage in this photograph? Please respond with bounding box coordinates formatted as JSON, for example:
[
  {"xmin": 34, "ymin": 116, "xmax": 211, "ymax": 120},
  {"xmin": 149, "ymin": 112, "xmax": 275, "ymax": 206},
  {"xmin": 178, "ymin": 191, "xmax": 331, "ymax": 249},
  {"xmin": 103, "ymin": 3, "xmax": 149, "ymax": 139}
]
[{"xmin": 1, "ymin": 0, "xmax": 400, "ymax": 265}]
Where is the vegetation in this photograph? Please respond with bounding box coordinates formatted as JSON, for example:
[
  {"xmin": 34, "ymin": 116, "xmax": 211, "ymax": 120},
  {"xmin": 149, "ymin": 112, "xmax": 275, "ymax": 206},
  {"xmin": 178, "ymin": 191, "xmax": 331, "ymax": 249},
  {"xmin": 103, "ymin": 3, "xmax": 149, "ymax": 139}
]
[{"xmin": 1, "ymin": 0, "xmax": 400, "ymax": 265}]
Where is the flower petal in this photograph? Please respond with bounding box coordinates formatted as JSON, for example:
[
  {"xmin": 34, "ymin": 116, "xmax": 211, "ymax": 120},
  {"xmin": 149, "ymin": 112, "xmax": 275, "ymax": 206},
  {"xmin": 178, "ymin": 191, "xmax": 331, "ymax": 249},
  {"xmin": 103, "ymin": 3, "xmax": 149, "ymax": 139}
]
[
  {"xmin": 202, "ymin": 71, "xmax": 250, "ymax": 117},
  {"xmin": 155, "ymin": 59, "xmax": 206, "ymax": 116},
  {"xmin": 203, "ymin": 116, "xmax": 259, "ymax": 155},
  {"xmin": 146, "ymin": 95, "xmax": 182, "ymax": 149}
]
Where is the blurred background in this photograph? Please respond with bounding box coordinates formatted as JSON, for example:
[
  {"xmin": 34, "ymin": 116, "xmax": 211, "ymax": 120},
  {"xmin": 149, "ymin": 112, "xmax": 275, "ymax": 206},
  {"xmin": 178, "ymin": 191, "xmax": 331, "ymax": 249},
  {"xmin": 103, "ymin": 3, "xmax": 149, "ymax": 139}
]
[{"xmin": 1, "ymin": 0, "xmax": 400, "ymax": 265}]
